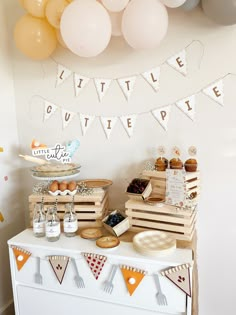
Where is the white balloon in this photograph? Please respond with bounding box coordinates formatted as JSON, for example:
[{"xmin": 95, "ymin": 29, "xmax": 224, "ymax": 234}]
[
  {"xmin": 161, "ymin": 0, "xmax": 186, "ymax": 8},
  {"xmin": 101, "ymin": 0, "xmax": 129, "ymax": 12}
]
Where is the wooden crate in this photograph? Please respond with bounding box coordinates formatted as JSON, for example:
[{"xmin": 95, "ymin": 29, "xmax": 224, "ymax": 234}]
[
  {"xmin": 29, "ymin": 190, "xmax": 109, "ymax": 228},
  {"xmin": 142, "ymin": 170, "xmax": 200, "ymax": 206},
  {"xmin": 125, "ymin": 199, "xmax": 197, "ymax": 241}
]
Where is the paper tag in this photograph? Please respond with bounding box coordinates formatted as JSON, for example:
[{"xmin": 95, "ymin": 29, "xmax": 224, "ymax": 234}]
[
  {"xmin": 188, "ymin": 146, "xmax": 197, "ymax": 156},
  {"xmin": 33, "ymin": 221, "xmax": 45, "ymax": 234},
  {"xmin": 46, "ymin": 223, "xmax": 60, "ymax": 237},
  {"xmin": 63, "ymin": 220, "xmax": 78, "ymax": 233},
  {"xmin": 157, "ymin": 146, "xmax": 166, "ymax": 156}
]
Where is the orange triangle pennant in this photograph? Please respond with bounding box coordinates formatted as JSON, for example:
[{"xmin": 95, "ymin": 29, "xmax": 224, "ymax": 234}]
[
  {"xmin": 161, "ymin": 263, "xmax": 191, "ymax": 297},
  {"xmin": 120, "ymin": 265, "xmax": 146, "ymax": 296},
  {"xmin": 12, "ymin": 246, "xmax": 31, "ymax": 271}
]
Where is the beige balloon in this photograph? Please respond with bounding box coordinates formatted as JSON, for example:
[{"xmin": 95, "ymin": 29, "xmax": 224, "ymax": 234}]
[
  {"xmin": 56, "ymin": 29, "xmax": 67, "ymax": 48},
  {"xmin": 18, "ymin": 0, "xmax": 25, "ymax": 7},
  {"xmin": 24, "ymin": 0, "xmax": 49, "ymax": 18},
  {"xmin": 46, "ymin": 0, "xmax": 69, "ymax": 28},
  {"xmin": 14, "ymin": 14, "xmax": 57, "ymax": 60}
]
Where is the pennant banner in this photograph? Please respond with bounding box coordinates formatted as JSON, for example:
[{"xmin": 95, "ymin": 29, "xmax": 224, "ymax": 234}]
[
  {"xmin": 74, "ymin": 73, "xmax": 90, "ymax": 97},
  {"xmin": 44, "ymin": 101, "xmax": 58, "ymax": 121},
  {"xmin": 100, "ymin": 116, "xmax": 117, "ymax": 139},
  {"xmin": 79, "ymin": 113, "xmax": 95, "ymax": 135},
  {"xmin": 175, "ymin": 94, "xmax": 196, "ymax": 121},
  {"xmin": 83, "ymin": 253, "xmax": 107, "ymax": 280},
  {"xmin": 142, "ymin": 66, "xmax": 161, "ymax": 92},
  {"xmin": 152, "ymin": 105, "xmax": 171, "ymax": 131},
  {"xmin": 167, "ymin": 49, "xmax": 187, "ymax": 76},
  {"xmin": 61, "ymin": 109, "xmax": 76, "ymax": 129},
  {"xmin": 56, "ymin": 64, "xmax": 72, "ymax": 87},
  {"xmin": 48, "ymin": 255, "xmax": 70, "ymax": 284},
  {"xmin": 202, "ymin": 79, "xmax": 224, "ymax": 106},
  {"xmin": 120, "ymin": 115, "xmax": 137, "ymax": 137},
  {"xmin": 12, "ymin": 246, "xmax": 31, "ymax": 271},
  {"xmin": 161, "ymin": 263, "xmax": 192, "ymax": 297},
  {"xmin": 117, "ymin": 76, "xmax": 137, "ymax": 101},
  {"xmin": 94, "ymin": 78, "xmax": 112, "ymax": 102},
  {"xmin": 120, "ymin": 265, "xmax": 147, "ymax": 296}
]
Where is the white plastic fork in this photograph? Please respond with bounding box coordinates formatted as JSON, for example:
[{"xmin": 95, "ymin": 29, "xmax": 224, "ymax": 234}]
[
  {"xmin": 71, "ymin": 258, "xmax": 85, "ymax": 289},
  {"xmin": 103, "ymin": 265, "xmax": 118, "ymax": 294},
  {"xmin": 34, "ymin": 257, "xmax": 43, "ymax": 285},
  {"xmin": 154, "ymin": 274, "xmax": 168, "ymax": 306}
]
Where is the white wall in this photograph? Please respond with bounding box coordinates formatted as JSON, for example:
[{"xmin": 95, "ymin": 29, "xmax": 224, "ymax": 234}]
[
  {"xmin": 4, "ymin": 1, "xmax": 236, "ymax": 314},
  {"xmin": 0, "ymin": 2, "xmax": 25, "ymax": 315}
]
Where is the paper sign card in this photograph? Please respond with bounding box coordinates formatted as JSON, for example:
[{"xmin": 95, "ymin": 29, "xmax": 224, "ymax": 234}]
[
  {"xmin": 120, "ymin": 115, "xmax": 137, "ymax": 137},
  {"xmin": 79, "ymin": 114, "xmax": 95, "ymax": 135},
  {"xmin": 165, "ymin": 169, "xmax": 186, "ymax": 207},
  {"xmin": 117, "ymin": 76, "xmax": 137, "ymax": 101},
  {"xmin": 141, "ymin": 67, "xmax": 161, "ymax": 92},
  {"xmin": 56, "ymin": 64, "xmax": 72, "ymax": 87},
  {"xmin": 74, "ymin": 73, "xmax": 90, "ymax": 97},
  {"xmin": 167, "ymin": 49, "xmax": 187, "ymax": 76},
  {"xmin": 202, "ymin": 79, "xmax": 224, "ymax": 106},
  {"xmin": 176, "ymin": 95, "xmax": 196, "ymax": 121},
  {"xmin": 152, "ymin": 105, "xmax": 171, "ymax": 131},
  {"xmin": 94, "ymin": 78, "xmax": 112, "ymax": 102},
  {"xmin": 44, "ymin": 101, "xmax": 58, "ymax": 121}
]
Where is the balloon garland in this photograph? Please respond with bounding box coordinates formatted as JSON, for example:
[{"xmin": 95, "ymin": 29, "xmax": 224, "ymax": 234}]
[{"xmin": 14, "ymin": 0, "xmax": 236, "ymax": 60}]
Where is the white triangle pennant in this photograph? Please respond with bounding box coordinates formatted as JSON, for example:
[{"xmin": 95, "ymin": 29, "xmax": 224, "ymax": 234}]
[
  {"xmin": 117, "ymin": 76, "xmax": 137, "ymax": 101},
  {"xmin": 74, "ymin": 73, "xmax": 90, "ymax": 97},
  {"xmin": 176, "ymin": 95, "xmax": 196, "ymax": 121},
  {"xmin": 79, "ymin": 113, "xmax": 95, "ymax": 135},
  {"xmin": 141, "ymin": 67, "xmax": 161, "ymax": 92},
  {"xmin": 44, "ymin": 101, "xmax": 58, "ymax": 121},
  {"xmin": 152, "ymin": 105, "xmax": 171, "ymax": 131},
  {"xmin": 61, "ymin": 109, "xmax": 76, "ymax": 129},
  {"xmin": 94, "ymin": 78, "xmax": 112, "ymax": 102},
  {"xmin": 167, "ymin": 49, "xmax": 187, "ymax": 76},
  {"xmin": 161, "ymin": 263, "xmax": 191, "ymax": 297},
  {"xmin": 202, "ymin": 79, "xmax": 224, "ymax": 106},
  {"xmin": 100, "ymin": 116, "xmax": 117, "ymax": 139},
  {"xmin": 56, "ymin": 64, "xmax": 72, "ymax": 87},
  {"xmin": 120, "ymin": 114, "xmax": 137, "ymax": 137}
]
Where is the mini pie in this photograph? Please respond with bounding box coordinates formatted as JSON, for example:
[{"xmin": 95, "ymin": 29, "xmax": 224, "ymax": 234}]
[
  {"xmin": 31, "ymin": 163, "xmax": 80, "ymax": 177},
  {"xmin": 96, "ymin": 236, "xmax": 120, "ymax": 249},
  {"xmin": 80, "ymin": 228, "xmax": 103, "ymax": 240}
]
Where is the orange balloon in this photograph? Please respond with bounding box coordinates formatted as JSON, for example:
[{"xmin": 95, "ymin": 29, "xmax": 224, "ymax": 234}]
[
  {"xmin": 46, "ymin": 0, "xmax": 69, "ymax": 28},
  {"xmin": 18, "ymin": 0, "xmax": 25, "ymax": 7},
  {"xmin": 14, "ymin": 14, "xmax": 57, "ymax": 60},
  {"xmin": 24, "ymin": 0, "xmax": 49, "ymax": 18}
]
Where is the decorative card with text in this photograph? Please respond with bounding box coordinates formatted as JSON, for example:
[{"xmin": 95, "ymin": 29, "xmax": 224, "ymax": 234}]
[{"xmin": 165, "ymin": 169, "xmax": 187, "ymax": 207}]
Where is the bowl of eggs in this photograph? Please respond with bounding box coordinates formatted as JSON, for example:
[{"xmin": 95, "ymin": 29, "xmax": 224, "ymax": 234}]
[{"xmin": 48, "ymin": 180, "xmax": 78, "ymax": 196}]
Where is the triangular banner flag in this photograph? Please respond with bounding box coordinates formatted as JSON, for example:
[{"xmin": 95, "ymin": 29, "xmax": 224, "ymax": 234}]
[
  {"xmin": 82, "ymin": 253, "xmax": 107, "ymax": 280},
  {"xmin": 202, "ymin": 79, "xmax": 224, "ymax": 106},
  {"xmin": 74, "ymin": 73, "xmax": 90, "ymax": 97},
  {"xmin": 117, "ymin": 76, "xmax": 137, "ymax": 101},
  {"xmin": 94, "ymin": 78, "xmax": 112, "ymax": 102},
  {"xmin": 56, "ymin": 64, "xmax": 72, "ymax": 87},
  {"xmin": 100, "ymin": 116, "xmax": 117, "ymax": 139},
  {"xmin": 167, "ymin": 49, "xmax": 187, "ymax": 76},
  {"xmin": 48, "ymin": 256, "xmax": 70, "ymax": 284},
  {"xmin": 120, "ymin": 265, "xmax": 146, "ymax": 296},
  {"xmin": 120, "ymin": 114, "xmax": 137, "ymax": 137},
  {"xmin": 175, "ymin": 95, "xmax": 196, "ymax": 121},
  {"xmin": 161, "ymin": 263, "xmax": 191, "ymax": 297},
  {"xmin": 12, "ymin": 246, "xmax": 31, "ymax": 271},
  {"xmin": 79, "ymin": 113, "xmax": 95, "ymax": 135},
  {"xmin": 44, "ymin": 101, "xmax": 58, "ymax": 121},
  {"xmin": 141, "ymin": 67, "xmax": 161, "ymax": 92},
  {"xmin": 152, "ymin": 105, "xmax": 171, "ymax": 131},
  {"xmin": 61, "ymin": 109, "xmax": 76, "ymax": 129}
]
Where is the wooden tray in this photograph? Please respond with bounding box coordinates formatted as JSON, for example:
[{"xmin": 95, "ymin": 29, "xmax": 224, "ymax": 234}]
[{"xmin": 78, "ymin": 179, "xmax": 113, "ymax": 188}]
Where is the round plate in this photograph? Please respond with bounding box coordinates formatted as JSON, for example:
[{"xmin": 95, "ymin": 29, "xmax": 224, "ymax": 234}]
[
  {"xmin": 133, "ymin": 231, "xmax": 176, "ymax": 256},
  {"xmin": 31, "ymin": 171, "xmax": 80, "ymax": 181},
  {"xmin": 78, "ymin": 179, "xmax": 113, "ymax": 189}
]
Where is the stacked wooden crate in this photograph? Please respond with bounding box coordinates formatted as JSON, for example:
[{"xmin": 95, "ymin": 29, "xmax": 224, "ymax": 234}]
[
  {"xmin": 29, "ymin": 189, "xmax": 109, "ymax": 228},
  {"xmin": 125, "ymin": 170, "xmax": 200, "ymax": 241}
]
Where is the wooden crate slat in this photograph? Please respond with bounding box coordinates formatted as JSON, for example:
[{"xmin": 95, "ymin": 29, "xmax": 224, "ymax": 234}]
[{"xmin": 142, "ymin": 170, "xmax": 166, "ymax": 179}]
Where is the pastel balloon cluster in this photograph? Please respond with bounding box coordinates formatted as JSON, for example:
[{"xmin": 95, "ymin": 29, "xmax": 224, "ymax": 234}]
[{"xmin": 14, "ymin": 0, "xmax": 236, "ymax": 60}]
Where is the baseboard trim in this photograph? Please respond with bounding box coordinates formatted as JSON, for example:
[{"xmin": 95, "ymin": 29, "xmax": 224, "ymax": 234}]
[{"xmin": 0, "ymin": 299, "xmax": 14, "ymax": 315}]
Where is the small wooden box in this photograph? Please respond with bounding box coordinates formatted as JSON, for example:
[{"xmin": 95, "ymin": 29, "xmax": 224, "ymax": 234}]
[
  {"xmin": 29, "ymin": 189, "xmax": 109, "ymax": 228},
  {"xmin": 102, "ymin": 210, "xmax": 130, "ymax": 237},
  {"xmin": 126, "ymin": 180, "xmax": 152, "ymax": 201},
  {"xmin": 125, "ymin": 199, "xmax": 196, "ymax": 241}
]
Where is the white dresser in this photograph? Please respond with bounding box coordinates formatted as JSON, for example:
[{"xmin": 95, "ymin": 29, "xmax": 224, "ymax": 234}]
[{"xmin": 8, "ymin": 229, "xmax": 193, "ymax": 315}]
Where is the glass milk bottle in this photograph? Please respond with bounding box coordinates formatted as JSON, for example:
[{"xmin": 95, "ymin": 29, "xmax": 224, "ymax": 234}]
[
  {"xmin": 46, "ymin": 206, "xmax": 61, "ymax": 242},
  {"xmin": 63, "ymin": 203, "xmax": 78, "ymax": 237},
  {"xmin": 33, "ymin": 204, "xmax": 46, "ymax": 237}
]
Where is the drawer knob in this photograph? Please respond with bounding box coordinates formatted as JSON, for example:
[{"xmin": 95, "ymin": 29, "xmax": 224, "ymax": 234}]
[
  {"xmin": 17, "ymin": 255, "xmax": 24, "ymax": 262},
  {"xmin": 128, "ymin": 277, "xmax": 136, "ymax": 285}
]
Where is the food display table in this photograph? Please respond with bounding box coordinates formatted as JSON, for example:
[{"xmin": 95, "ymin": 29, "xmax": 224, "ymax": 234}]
[{"xmin": 8, "ymin": 229, "xmax": 193, "ymax": 315}]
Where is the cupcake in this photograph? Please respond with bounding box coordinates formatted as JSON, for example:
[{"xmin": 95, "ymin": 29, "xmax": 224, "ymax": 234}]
[
  {"xmin": 184, "ymin": 158, "xmax": 197, "ymax": 172},
  {"xmin": 155, "ymin": 157, "xmax": 168, "ymax": 171},
  {"xmin": 170, "ymin": 158, "xmax": 183, "ymax": 169}
]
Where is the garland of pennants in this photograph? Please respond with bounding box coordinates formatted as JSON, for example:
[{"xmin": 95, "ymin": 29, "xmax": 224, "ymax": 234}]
[
  {"xmin": 55, "ymin": 41, "xmax": 203, "ymax": 101},
  {"xmin": 11, "ymin": 246, "xmax": 192, "ymax": 298},
  {"xmin": 42, "ymin": 74, "xmax": 228, "ymax": 139}
]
